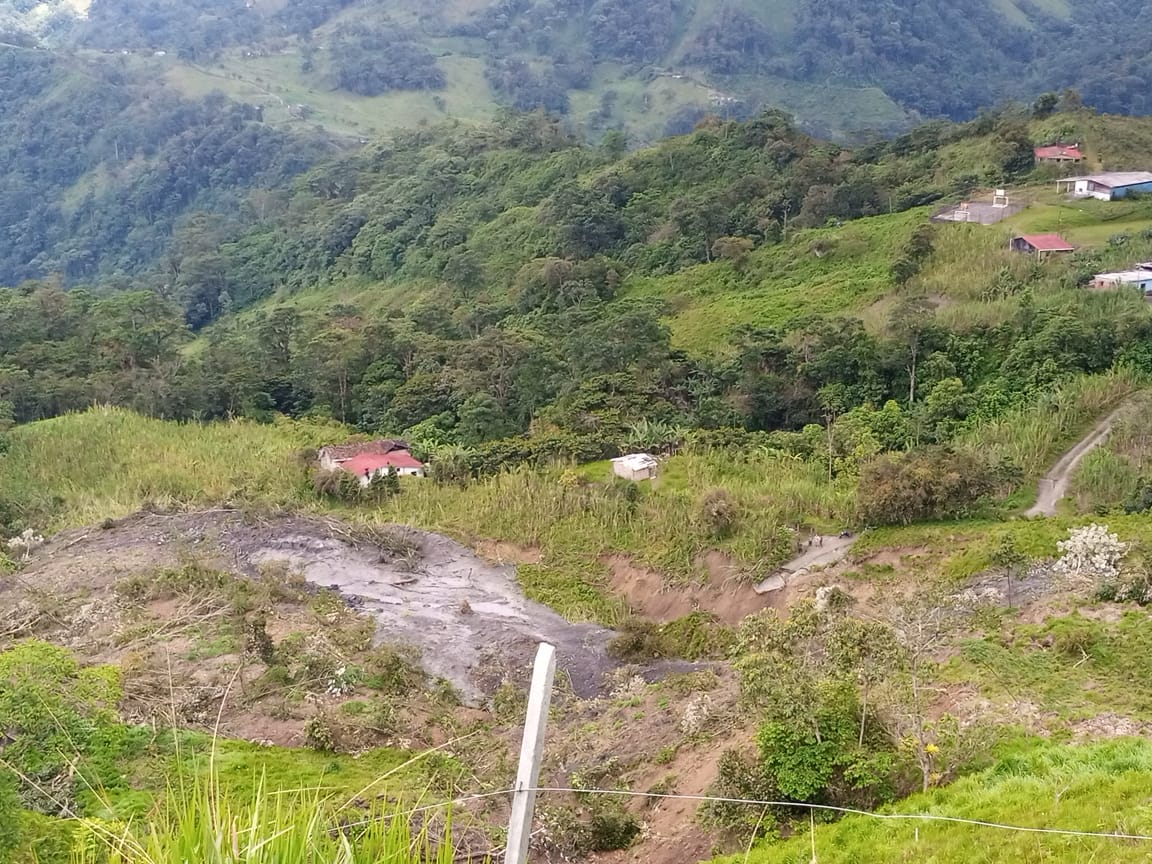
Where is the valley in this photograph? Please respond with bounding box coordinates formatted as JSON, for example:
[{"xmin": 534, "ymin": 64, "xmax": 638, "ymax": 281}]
[{"xmin": 4, "ymin": 11, "xmax": 1152, "ymax": 859}]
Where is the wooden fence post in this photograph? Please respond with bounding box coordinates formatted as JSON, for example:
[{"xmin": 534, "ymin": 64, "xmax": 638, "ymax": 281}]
[{"xmin": 505, "ymin": 642, "xmax": 556, "ymax": 864}]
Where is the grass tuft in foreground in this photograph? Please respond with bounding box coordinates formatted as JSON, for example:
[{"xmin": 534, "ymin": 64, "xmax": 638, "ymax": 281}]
[{"xmin": 73, "ymin": 774, "xmax": 463, "ymax": 864}]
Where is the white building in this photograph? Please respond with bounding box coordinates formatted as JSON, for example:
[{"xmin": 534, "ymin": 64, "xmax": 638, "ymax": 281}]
[
  {"xmin": 1056, "ymin": 172, "xmax": 1152, "ymax": 201},
  {"xmin": 611, "ymin": 453, "xmax": 659, "ymax": 482},
  {"xmin": 1092, "ymin": 270, "xmax": 1152, "ymax": 295}
]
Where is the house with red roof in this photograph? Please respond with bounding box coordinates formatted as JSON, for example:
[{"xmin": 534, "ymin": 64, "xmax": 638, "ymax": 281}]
[
  {"xmin": 318, "ymin": 438, "xmax": 410, "ymax": 472},
  {"xmin": 1010, "ymin": 234, "xmax": 1075, "ymax": 258},
  {"xmin": 1034, "ymin": 144, "xmax": 1084, "ymax": 163},
  {"xmin": 341, "ymin": 450, "xmax": 426, "ymax": 484}
]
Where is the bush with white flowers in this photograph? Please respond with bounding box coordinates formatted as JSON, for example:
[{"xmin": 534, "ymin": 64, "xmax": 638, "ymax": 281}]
[
  {"xmin": 1052, "ymin": 523, "xmax": 1127, "ymax": 587},
  {"xmin": 6, "ymin": 528, "xmax": 44, "ymax": 562}
]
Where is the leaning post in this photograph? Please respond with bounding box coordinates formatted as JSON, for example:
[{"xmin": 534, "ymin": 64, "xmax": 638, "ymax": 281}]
[{"xmin": 505, "ymin": 642, "xmax": 557, "ymax": 864}]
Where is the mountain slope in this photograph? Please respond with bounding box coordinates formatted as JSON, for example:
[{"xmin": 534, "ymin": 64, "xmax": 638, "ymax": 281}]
[
  {"xmin": 0, "ymin": 45, "xmax": 337, "ymax": 284},
  {"xmin": 4, "ymin": 0, "xmax": 1151, "ymax": 144}
]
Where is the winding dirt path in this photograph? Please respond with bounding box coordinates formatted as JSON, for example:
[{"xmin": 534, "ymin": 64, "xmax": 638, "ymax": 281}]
[{"xmin": 1026, "ymin": 403, "xmax": 1130, "ymax": 517}]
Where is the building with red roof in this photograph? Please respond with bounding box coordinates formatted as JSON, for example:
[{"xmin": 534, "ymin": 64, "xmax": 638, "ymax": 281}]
[
  {"xmin": 340, "ymin": 450, "xmax": 426, "ymax": 483},
  {"xmin": 1034, "ymin": 144, "xmax": 1084, "ymax": 163},
  {"xmin": 1010, "ymin": 234, "xmax": 1075, "ymax": 258},
  {"xmin": 318, "ymin": 438, "xmax": 409, "ymax": 471}
]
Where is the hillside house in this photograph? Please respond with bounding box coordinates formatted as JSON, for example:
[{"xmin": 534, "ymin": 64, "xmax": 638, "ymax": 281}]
[
  {"xmin": 1010, "ymin": 234, "xmax": 1075, "ymax": 258},
  {"xmin": 1091, "ymin": 269, "xmax": 1152, "ymax": 296},
  {"xmin": 1056, "ymin": 172, "xmax": 1152, "ymax": 200},
  {"xmin": 318, "ymin": 439, "xmax": 409, "ymax": 472},
  {"xmin": 341, "ymin": 451, "xmax": 426, "ymax": 484},
  {"xmin": 611, "ymin": 453, "xmax": 659, "ymax": 482},
  {"xmin": 1034, "ymin": 144, "xmax": 1084, "ymax": 163}
]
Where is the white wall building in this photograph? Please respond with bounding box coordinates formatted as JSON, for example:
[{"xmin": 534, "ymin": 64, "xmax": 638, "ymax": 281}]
[{"xmin": 611, "ymin": 453, "xmax": 659, "ymax": 482}]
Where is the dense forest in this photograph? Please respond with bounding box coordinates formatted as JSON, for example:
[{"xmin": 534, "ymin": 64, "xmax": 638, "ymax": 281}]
[
  {"xmin": 0, "ymin": 47, "xmax": 335, "ymax": 285},
  {"xmin": 3, "ymin": 0, "xmax": 1152, "ymax": 134}
]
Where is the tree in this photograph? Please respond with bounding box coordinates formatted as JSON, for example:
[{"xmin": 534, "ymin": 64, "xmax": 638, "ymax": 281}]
[
  {"xmin": 1032, "ymin": 92, "xmax": 1059, "ymax": 118},
  {"xmin": 818, "ymin": 383, "xmax": 849, "ymax": 480},
  {"xmin": 456, "ymin": 393, "xmax": 515, "ymax": 445},
  {"xmin": 990, "ymin": 533, "xmax": 1028, "ymax": 607},
  {"xmin": 889, "ymin": 296, "xmax": 935, "ymax": 404},
  {"xmin": 880, "ymin": 595, "xmax": 980, "ymax": 793},
  {"xmin": 712, "ymin": 236, "xmax": 755, "ymax": 269},
  {"xmin": 858, "ymin": 448, "xmax": 1001, "ymax": 525}
]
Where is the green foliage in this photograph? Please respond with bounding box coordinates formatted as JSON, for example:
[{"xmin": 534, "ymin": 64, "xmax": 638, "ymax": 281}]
[
  {"xmin": 0, "ymin": 773, "xmax": 19, "ymax": 864},
  {"xmin": 724, "ymin": 739, "xmax": 1152, "ymax": 864},
  {"xmin": 731, "ymin": 606, "xmax": 910, "ymax": 819},
  {"xmin": 0, "ymin": 641, "xmax": 138, "ymax": 814},
  {"xmin": 607, "ymin": 613, "xmax": 735, "ymax": 662},
  {"xmin": 540, "ymin": 797, "xmax": 640, "ymax": 855},
  {"xmin": 857, "ymin": 448, "xmax": 1006, "ymax": 525},
  {"xmin": 69, "ymin": 772, "xmax": 462, "ymax": 864}
]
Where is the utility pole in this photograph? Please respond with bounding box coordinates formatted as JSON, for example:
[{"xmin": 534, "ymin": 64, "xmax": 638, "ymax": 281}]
[{"xmin": 505, "ymin": 643, "xmax": 557, "ymax": 864}]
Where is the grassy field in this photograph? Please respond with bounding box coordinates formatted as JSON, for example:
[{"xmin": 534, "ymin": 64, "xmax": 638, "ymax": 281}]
[
  {"xmin": 628, "ymin": 209, "xmax": 925, "ymax": 353},
  {"xmin": 948, "ymin": 609, "xmax": 1152, "ymax": 724},
  {"xmin": 164, "ymin": 51, "xmax": 498, "ymax": 140},
  {"xmin": 724, "ymin": 739, "xmax": 1152, "ymax": 864}
]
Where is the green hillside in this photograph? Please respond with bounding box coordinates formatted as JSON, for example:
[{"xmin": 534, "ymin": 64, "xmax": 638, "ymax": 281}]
[
  {"xmin": 728, "ymin": 740, "xmax": 1152, "ymax": 864},
  {"xmin": 4, "ymin": 0, "xmax": 1152, "ymax": 145},
  {"xmin": 6, "ymin": 84, "xmax": 1152, "ymax": 864}
]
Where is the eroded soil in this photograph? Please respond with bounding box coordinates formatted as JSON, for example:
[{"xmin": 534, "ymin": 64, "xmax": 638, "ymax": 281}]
[{"xmin": 0, "ymin": 509, "xmax": 631, "ymax": 705}]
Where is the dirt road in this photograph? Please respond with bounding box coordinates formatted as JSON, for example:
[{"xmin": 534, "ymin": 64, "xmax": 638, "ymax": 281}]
[{"xmin": 1026, "ymin": 403, "xmax": 1130, "ymax": 517}]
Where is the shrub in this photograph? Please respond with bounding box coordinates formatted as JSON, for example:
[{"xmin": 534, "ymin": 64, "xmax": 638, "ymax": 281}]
[
  {"xmin": 303, "ymin": 713, "xmax": 338, "ymax": 752},
  {"xmin": 1053, "ymin": 523, "xmax": 1127, "ymax": 588},
  {"xmin": 0, "ymin": 642, "xmax": 137, "ymax": 814},
  {"xmin": 311, "ymin": 468, "xmax": 363, "ymax": 502},
  {"xmin": 857, "ymin": 447, "xmax": 1001, "ymax": 525},
  {"xmin": 607, "ymin": 613, "xmax": 733, "ymax": 661},
  {"xmin": 698, "ymin": 488, "xmax": 740, "ymax": 538},
  {"xmin": 701, "ymin": 750, "xmax": 779, "ymax": 838},
  {"xmin": 540, "ymin": 798, "xmax": 640, "ymax": 855}
]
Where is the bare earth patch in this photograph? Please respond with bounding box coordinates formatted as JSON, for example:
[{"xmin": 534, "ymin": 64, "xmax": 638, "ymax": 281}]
[
  {"xmin": 0, "ymin": 510, "xmax": 643, "ymax": 706},
  {"xmin": 602, "ymin": 553, "xmax": 770, "ymax": 625}
]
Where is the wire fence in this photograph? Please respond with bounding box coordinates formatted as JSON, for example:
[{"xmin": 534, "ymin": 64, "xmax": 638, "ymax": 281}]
[{"xmin": 352, "ymin": 784, "xmax": 1152, "ymax": 843}]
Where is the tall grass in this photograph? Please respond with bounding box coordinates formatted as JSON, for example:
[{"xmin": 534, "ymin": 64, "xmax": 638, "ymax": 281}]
[
  {"xmin": 0, "ymin": 407, "xmax": 337, "ymax": 528},
  {"xmin": 1071, "ymin": 393, "xmax": 1152, "ymax": 512},
  {"xmin": 73, "ymin": 778, "xmax": 461, "ymax": 864},
  {"xmin": 962, "ymin": 369, "xmax": 1142, "ymax": 480}
]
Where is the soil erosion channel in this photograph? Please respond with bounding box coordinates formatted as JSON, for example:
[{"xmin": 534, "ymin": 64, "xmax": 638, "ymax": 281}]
[
  {"xmin": 10, "ymin": 511, "xmax": 630, "ymax": 704},
  {"xmin": 249, "ymin": 526, "xmax": 617, "ymax": 702}
]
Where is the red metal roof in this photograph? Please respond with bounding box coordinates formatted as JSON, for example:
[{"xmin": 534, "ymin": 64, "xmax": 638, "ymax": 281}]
[
  {"xmin": 341, "ymin": 451, "xmax": 424, "ymax": 474},
  {"xmin": 1017, "ymin": 233, "xmax": 1075, "ymax": 252},
  {"xmin": 1034, "ymin": 145, "xmax": 1083, "ymax": 161},
  {"xmin": 320, "ymin": 439, "xmax": 409, "ymax": 461}
]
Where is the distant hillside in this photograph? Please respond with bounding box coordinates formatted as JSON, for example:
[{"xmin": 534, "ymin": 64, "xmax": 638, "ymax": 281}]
[
  {"xmin": 2, "ymin": 0, "xmax": 1151, "ymax": 143},
  {"xmin": 0, "ymin": 45, "xmax": 338, "ymax": 284}
]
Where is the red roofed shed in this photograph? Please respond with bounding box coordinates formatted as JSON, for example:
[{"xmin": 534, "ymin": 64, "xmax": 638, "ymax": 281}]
[
  {"xmin": 1010, "ymin": 234, "xmax": 1075, "ymax": 258},
  {"xmin": 1034, "ymin": 144, "xmax": 1084, "ymax": 163}
]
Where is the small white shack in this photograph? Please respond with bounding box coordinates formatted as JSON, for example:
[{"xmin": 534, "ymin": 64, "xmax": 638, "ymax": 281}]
[{"xmin": 611, "ymin": 453, "xmax": 659, "ymax": 482}]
